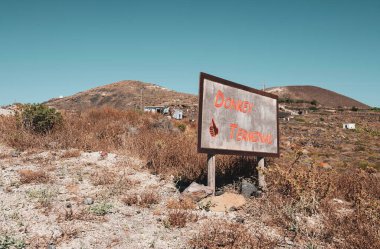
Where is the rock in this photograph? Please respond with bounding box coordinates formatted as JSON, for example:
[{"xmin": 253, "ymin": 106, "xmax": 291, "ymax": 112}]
[
  {"xmin": 319, "ymin": 162, "xmax": 332, "ymax": 170},
  {"xmin": 65, "ymin": 202, "xmax": 72, "ymax": 208},
  {"xmin": 229, "ymin": 206, "xmax": 238, "ymax": 212},
  {"xmin": 215, "ymin": 190, "xmax": 224, "ymax": 196},
  {"xmin": 83, "ymin": 197, "xmax": 94, "ymax": 205},
  {"xmin": 235, "ymin": 216, "xmax": 245, "ymax": 223},
  {"xmin": 99, "ymin": 151, "xmax": 108, "ymax": 159},
  {"xmin": 241, "ymin": 179, "xmax": 258, "ymax": 198},
  {"xmin": 11, "ymin": 150, "xmax": 21, "ymax": 157},
  {"xmin": 47, "ymin": 244, "xmax": 56, "ymax": 249},
  {"xmin": 199, "ymin": 193, "xmax": 246, "ymax": 212},
  {"xmin": 48, "ymin": 142, "xmax": 58, "ymax": 149},
  {"xmin": 182, "ymin": 182, "xmax": 213, "ymax": 202},
  {"xmin": 52, "ymin": 228, "xmax": 63, "ymax": 240}
]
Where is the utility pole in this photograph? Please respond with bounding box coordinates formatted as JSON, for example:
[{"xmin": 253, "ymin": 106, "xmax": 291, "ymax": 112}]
[{"xmin": 140, "ymin": 88, "xmax": 143, "ymax": 111}]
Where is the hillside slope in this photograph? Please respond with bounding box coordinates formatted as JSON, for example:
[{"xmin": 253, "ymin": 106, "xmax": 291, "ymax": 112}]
[
  {"xmin": 45, "ymin": 80, "xmax": 198, "ymax": 111},
  {"xmin": 46, "ymin": 81, "xmax": 369, "ymax": 111},
  {"xmin": 266, "ymin": 85, "xmax": 369, "ymax": 108}
]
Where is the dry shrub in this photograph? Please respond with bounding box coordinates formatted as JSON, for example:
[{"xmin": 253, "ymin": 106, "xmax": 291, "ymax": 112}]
[
  {"xmin": 165, "ymin": 210, "xmax": 198, "ymax": 228},
  {"xmin": 0, "ymin": 108, "xmax": 246, "ymax": 184},
  {"xmin": 122, "ymin": 191, "xmax": 160, "ymax": 208},
  {"xmin": 166, "ymin": 197, "xmax": 196, "ymax": 210},
  {"xmin": 61, "ymin": 149, "xmax": 81, "ymax": 158},
  {"xmin": 189, "ymin": 220, "xmax": 276, "ymax": 249},
  {"xmin": 140, "ymin": 191, "xmax": 160, "ymax": 208},
  {"xmin": 90, "ymin": 169, "xmax": 116, "ymax": 186},
  {"xmin": 19, "ymin": 169, "xmax": 49, "ymax": 184},
  {"xmin": 57, "ymin": 207, "xmax": 106, "ymax": 222},
  {"xmin": 122, "ymin": 194, "xmax": 138, "ymax": 206},
  {"xmin": 107, "ymin": 173, "xmax": 138, "ymax": 196},
  {"xmin": 263, "ymin": 162, "xmax": 380, "ymax": 248}
]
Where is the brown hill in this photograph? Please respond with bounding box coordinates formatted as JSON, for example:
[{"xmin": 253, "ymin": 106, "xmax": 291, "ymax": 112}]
[
  {"xmin": 266, "ymin": 85, "xmax": 369, "ymax": 108},
  {"xmin": 45, "ymin": 80, "xmax": 198, "ymax": 111},
  {"xmin": 46, "ymin": 81, "xmax": 369, "ymax": 112}
]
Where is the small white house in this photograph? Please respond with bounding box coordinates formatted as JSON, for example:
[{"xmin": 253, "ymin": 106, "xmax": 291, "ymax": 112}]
[
  {"xmin": 343, "ymin": 123, "xmax": 356, "ymax": 130},
  {"xmin": 144, "ymin": 106, "xmax": 165, "ymax": 113},
  {"xmin": 172, "ymin": 109, "xmax": 183, "ymax": 120}
]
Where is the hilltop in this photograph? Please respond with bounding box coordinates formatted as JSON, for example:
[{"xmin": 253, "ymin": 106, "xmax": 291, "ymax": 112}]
[
  {"xmin": 266, "ymin": 85, "xmax": 369, "ymax": 108},
  {"xmin": 45, "ymin": 81, "xmax": 370, "ymax": 113},
  {"xmin": 45, "ymin": 80, "xmax": 198, "ymax": 112}
]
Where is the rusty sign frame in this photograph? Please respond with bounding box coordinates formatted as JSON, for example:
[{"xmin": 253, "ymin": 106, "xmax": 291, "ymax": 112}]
[{"xmin": 197, "ymin": 72, "xmax": 280, "ymax": 157}]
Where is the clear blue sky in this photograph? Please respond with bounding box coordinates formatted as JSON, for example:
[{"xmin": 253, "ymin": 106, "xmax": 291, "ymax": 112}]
[{"xmin": 1, "ymin": 0, "xmax": 379, "ymax": 107}]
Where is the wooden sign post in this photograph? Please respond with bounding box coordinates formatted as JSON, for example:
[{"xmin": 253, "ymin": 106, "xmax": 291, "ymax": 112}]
[
  {"xmin": 197, "ymin": 73, "xmax": 279, "ymax": 194},
  {"xmin": 207, "ymin": 154, "xmax": 216, "ymax": 193}
]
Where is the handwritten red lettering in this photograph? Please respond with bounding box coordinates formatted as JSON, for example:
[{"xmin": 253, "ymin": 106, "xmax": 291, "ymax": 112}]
[{"xmin": 214, "ymin": 90, "xmax": 254, "ymax": 114}]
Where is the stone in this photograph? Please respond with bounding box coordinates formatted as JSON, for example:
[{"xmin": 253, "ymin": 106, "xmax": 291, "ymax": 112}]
[
  {"xmin": 229, "ymin": 206, "xmax": 238, "ymax": 212},
  {"xmin": 235, "ymin": 216, "xmax": 245, "ymax": 223},
  {"xmin": 83, "ymin": 197, "xmax": 94, "ymax": 205},
  {"xmin": 215, "ymin": 190, "xmax": 224, "ymax": 196},
  {"xmin": 11, "ymin": 150, "xmax": 21, "ymax": 157},
  {"xmin": 319, "ymin": 162, "xmax": 332, "ymax": 170},
  {"xmin": 199, "ymin": 193, "xmax": 246, "ymax": 212},
  {"xmin": 47, "ymin": 244, "xmax": 56, "ymax": 249},
  {"xmin": 48, "ymin": 142, "xmax": 58, "ymax": 149},
  {"xmin": 241, "ymin": 179, "xmax": 258, "ymax": 198},
  {"xmin": 181, "ymin": 182, "xmax": 213, "ymax": 202}
]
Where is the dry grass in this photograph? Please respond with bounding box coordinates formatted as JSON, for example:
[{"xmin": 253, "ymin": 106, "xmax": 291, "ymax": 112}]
[
  {"xmin": 122, "ymin": 194, "xmax": 138, "ymax": 206},
  {"xmin": 18, "ymin": 169, "xmax": 49, "ymax": 184},
  {"xmin": 60, "ymin": 149, "xmax": 81, "ymax": 158},
  {"xmin": 1, "ymin": 107, "xmax": 379, "ymax": 247},
  {"xmin": 164, "ymin": 210, "xmax": 198, "ymax": 228},
  {"xmin": 166, "ymin": 197, "xmax": 196, "ymax": 210},
  {"xmin": 122, "ymin": 191, "xmax": 160, "ymax": 208},
  {"xmin": 90, "ymin": 169, "xmax": 116, "ymax": 186},
  {"xmin": 189, "ymin": 220, "xmax": 277, "ymax": 249},
  {"xmin": 140, "ymin": 191, "xmax": 160, "ymax": 208}
]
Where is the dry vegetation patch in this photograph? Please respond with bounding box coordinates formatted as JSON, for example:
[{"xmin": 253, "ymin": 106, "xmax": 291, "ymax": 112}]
[
  {"xmin": 164, "ymin": 210, "xmax": 198, "ymax": 228},
  {"xmin": 18, "ymin": 169, "xmax": 50, "ymax": 184},
  {"xmin": 122, "ymin": 191, "xmax": 160, "ymax": 208},
  {"xmin": 189, "ymin": 220, "xmax": 277, "ymax": 249},
  {"xmin": 90, "ymin": 169, "xmax": 116, "ymax": 186},
  {"xmin": 166, "ymin": 197, "xmax": 196, "ymax": 210}
]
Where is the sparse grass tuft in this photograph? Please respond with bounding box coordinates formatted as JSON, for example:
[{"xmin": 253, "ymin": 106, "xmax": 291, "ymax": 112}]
[
  {"xmin": 18, "ymin": 169, "xmax": 49, "ymax": 184},
  {"xmin": 166, "ymin": 197, "xmax": 195, "ymax": 210},
  {"xmin": 189, "ymin": 220, "xmax": 276, "ymax": 248},
  {"xmin": 89, "ymin": 203, "xmax": 113, "ymax": 216},
  {"xmin": 164, "ymin": 210, "xmax": 197, "ymax": 228},
  {"xmin": 0, "ymin": 235, "xmax": 26, "ymax": 249},
  {"xmin": 122, "ymin": 191, "xmax": 160, "ymax": 208},
  {"xmin": 26, "ymin": 187, "xmax": 56, "ymax": 208},
  {"xmin": 90, "ymin": 169, "xmax": 116, "ymax": 186}
]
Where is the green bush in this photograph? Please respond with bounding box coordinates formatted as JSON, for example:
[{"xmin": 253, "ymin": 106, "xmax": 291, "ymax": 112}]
[
  {"xmin": 177, "ymin": 123, "xmax": 186, "ymax": 132},
  {"xmin": 19, "ymin": 104, "xmax": 62, "ymax": 134},
  {"xmin": 309, "ymin": 106, "xmax": 318, "ymax": 111},
  {"xmin": 311, "ymin": 100, "xmax": 317, "ymax": 106},
  {"xmin": 89, "ymin": 203, "xmax": 113, "ymax": 216},
  {"xmin": 351, "ymin": 106, "xmax": 358, "ymax": 111}
]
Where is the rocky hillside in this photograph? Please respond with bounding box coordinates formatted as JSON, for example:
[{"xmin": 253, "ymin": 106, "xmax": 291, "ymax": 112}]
[
  {"xmin": 45, "ymin": 81, "xmax": 198, "ymax": 112},
  {"xmin": 45, "ymin": 81, "xmax": 369, "ymax": 112},
  {"xmin": 266, "ymin": 85, "xmax": 369, "ymax": 108}
]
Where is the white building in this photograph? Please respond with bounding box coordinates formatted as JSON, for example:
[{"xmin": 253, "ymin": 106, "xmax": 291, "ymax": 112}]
[
  {"xmin": 343, "ymin": 123, "xmax": 356, "ymax": 129},
  {"xmin": 172, "ymin": 109, "xmax": 183, "ymax": 120}
]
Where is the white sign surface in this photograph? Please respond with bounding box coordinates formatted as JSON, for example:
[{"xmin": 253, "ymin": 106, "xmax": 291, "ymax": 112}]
[{"xmin": 198, "ymin": 73, "xmax": 279, "ymax": 157}]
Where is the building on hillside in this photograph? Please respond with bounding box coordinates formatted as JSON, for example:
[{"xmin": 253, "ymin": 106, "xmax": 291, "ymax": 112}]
[
  {"xmin": 172, "ymin": 109, "xmax": 183, "ymax": 120},
  {"xmin": 144, "ymin": 106, "xmax": 169, "ymax": 114},
  {"xmin": 343, "ymin": 123, "xmax": 356, "ymax": 129}
]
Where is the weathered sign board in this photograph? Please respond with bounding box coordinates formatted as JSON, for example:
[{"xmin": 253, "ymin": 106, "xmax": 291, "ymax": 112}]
[{"xmin": 198, "ymin": 72, "xmax": 279, "ymax": 157}]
